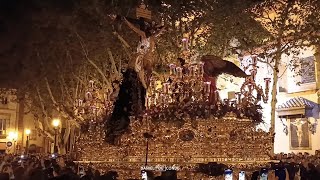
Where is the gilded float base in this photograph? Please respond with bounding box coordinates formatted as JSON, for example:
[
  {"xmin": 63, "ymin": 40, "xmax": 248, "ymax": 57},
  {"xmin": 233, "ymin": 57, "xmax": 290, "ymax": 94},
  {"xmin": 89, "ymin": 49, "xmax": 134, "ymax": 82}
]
[{"xmin": 77, "ymin": 116, "xmax": 274, "ymax": 179}]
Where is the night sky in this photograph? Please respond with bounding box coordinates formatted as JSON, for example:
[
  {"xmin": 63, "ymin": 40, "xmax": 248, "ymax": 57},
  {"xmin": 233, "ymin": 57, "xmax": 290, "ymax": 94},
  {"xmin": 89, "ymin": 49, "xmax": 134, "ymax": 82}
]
[{"xmin": 0, "ymin": 0, "xmax": 28, "ymax": 87}]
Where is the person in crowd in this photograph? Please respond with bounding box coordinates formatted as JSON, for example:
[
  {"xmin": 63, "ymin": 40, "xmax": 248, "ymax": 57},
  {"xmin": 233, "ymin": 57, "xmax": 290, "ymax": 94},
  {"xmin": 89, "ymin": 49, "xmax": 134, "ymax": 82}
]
[
  {"xmin": 284, "ymin": 158, "xmax": 297, "ymax": 180},
  {"xmin": 267, "ymin": 170, "xmax": 277, "ymax": 180},
  {"xmin": 306, "ymin": 163, "xmax": 320, "ymax": 180}
]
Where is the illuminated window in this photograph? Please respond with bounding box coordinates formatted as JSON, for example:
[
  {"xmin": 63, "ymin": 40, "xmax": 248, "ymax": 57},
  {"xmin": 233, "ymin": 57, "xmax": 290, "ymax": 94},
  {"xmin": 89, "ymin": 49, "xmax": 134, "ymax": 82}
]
[{"xmin": 0, "ymin": 119, "xmax": 7, "ymax": 136}]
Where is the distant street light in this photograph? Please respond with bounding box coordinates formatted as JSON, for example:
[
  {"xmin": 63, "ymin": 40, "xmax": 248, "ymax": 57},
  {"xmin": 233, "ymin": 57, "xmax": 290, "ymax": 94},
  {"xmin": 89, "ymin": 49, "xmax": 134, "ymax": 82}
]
[
  {"xmin": 52, "ymin": 119, "xmax": 60, "ymax": 128},
  {"xmin": 52, "ymin": 118, "xmax": 60, "ymax": 153},
  {"xmin": 25, "ymin": 129, "xmax": 31, "ymax": 154}
]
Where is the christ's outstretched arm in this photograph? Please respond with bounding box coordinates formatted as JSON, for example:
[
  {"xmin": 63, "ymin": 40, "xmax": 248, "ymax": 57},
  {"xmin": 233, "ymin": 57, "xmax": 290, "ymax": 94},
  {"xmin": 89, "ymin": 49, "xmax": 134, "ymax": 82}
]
[{"xmin": 123, "ymin": 17, "xmax": 146, "ymax": 39}]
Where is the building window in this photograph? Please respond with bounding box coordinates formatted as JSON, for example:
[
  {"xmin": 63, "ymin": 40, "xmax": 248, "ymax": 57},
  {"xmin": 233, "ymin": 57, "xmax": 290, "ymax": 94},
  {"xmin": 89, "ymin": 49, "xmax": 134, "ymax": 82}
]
[
  {"xmin": 0, "ymin": 119, "xmax": 6, "ymax": 136},
  {"xmin": 300, "ymin": 56, "xmax": 316, "ymax": 84},
  {"xmin": 0, "ymin": 97, "xmax": 8, "ymax": 105}
]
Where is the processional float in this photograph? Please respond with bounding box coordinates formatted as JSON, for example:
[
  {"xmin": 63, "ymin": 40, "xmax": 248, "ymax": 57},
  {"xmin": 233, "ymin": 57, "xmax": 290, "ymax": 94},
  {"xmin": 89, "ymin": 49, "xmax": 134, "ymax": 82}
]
[{"xmin": 74, "ymin": 2, "xmax": 274, "ymax": 179}]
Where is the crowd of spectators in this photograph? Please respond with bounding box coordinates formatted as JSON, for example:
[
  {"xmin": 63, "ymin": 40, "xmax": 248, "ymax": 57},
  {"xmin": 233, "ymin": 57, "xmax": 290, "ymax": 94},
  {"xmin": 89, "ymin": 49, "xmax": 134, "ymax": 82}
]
[
  {"xmin": 0, "ymin": 151, "xmax": 320, "ymax": 180},
  {"xmin": 265, "ymin": 151, "xmax": 320, "ymax": 180},
  {"xmin": 0, "ymin": 153, "xmax": 118, "ymax": 180}
]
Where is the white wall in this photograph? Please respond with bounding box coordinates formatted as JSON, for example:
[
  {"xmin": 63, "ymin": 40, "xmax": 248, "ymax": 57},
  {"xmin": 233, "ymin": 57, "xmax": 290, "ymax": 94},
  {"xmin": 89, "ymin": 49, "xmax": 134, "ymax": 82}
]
[{"xmin": 274, "ymin": 115, "xmax": 320, "ymax": 155}]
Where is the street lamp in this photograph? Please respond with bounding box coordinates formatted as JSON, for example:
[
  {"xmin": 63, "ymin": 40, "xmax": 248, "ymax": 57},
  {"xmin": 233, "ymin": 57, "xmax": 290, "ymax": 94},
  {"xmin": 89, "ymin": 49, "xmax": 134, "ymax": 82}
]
[
  {"xmin": 52, "ymin": 118, "xmax": 60, "ymax": 153},
  {"xmin": 8, "ymin": 131, "xmax": 18, "ymax": 154},
  {"xmin": 25, "ymin": 129, "xmax": 31, "ymax": 154}
]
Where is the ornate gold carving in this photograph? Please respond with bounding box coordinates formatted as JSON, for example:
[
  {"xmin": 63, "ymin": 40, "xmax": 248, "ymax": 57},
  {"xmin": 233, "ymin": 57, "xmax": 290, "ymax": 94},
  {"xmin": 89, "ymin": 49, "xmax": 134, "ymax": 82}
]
[{"xmin": 78, "ymin": 116, "xmax": 273, "ymax": 163}]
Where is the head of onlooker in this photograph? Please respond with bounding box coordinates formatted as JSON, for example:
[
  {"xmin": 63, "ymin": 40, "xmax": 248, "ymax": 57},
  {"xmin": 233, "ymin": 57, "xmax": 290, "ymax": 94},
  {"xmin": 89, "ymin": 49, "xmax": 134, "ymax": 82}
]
[
  {"xmin": 29, "ymin": 168, "xmax": 46, "ymax": 180},
  {"xmin": 13, "ymin": 166, "xmax": 24, "ymax": 180},
  {"xmin": 0, "ymin": 173, "xmax": 9, "ymax": 180},
  {"xmin": 53, "ymin": 164, "xmax": 61, "ymax": 177}
]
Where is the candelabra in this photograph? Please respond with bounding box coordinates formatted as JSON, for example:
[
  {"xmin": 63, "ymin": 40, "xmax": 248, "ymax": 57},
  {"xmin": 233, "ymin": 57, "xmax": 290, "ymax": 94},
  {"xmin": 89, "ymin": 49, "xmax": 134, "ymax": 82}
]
[
  {"xmin": 74, "ymin": 80, "xmax": 113, "ymax": 121},
  {"xmin": 73, "ymin": 80, "xmax": 112, "ymax": 146},
  {"xmin": 144, "ymin": 55, "xmax": 270, "ymax": 123},
  {"xmin": 147, "ymin": 62, "xmax": 211, "ymax": 110},
  {"xmin": 238, "ymin": 56, "xmax": 271, "ymax": 106}
]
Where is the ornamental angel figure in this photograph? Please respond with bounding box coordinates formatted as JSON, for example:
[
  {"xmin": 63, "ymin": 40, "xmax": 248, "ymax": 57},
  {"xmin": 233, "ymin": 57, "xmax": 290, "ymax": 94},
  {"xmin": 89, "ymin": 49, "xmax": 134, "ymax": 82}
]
[
  {"xmin": 201, "ymin": 55, "xmax": 248, "ymax": 104},
  {"xmin": 105, "ymin": 14, "xmax": 164, "ymax": 144}
]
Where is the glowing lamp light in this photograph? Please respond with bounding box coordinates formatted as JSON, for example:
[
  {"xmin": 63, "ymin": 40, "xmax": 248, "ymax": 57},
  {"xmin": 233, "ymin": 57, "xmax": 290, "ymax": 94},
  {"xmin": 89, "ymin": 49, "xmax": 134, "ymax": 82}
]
[
  {"xmin": 8, "ymin": 131, "xmax": 18, "ymax": 141},
  {"xmin": 52, "ymin": 118, "xmax": 61, "ymax": 128},
  {"xmin": 25, "ymin": 129, "xmax": 31, "ymax": 135}
]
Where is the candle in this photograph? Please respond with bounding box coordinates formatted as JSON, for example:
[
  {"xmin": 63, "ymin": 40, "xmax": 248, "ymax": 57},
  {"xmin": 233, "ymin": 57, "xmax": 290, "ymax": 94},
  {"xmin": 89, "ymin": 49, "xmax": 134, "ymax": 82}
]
[
  {"xmin": 182, "ymin": 38, "xmax": 189, "ymax": 51},
  {"xmin": 163, "ymin": 83, "xmax": 169, "ymax": 94},
  {"xmin": 189, "ymin": 66, "xmax": 196, "ymax": 77},
  {"xmin": 198, "ymin": 62, "xmax": 204, "ymax": 77},
  {"xmin": 89, "ymin": 80, "xmax": 94, "ymax": 88},
  {"xmin": 176, "ymin": 67, "xmax": 183, "ymax": 78},
  {"xmin": 103, "ymin": 93, "xmax": 107, "ymax": 101},
  {"xmin": 264, "ymin": 78, "xmax": 271, "ymax": 88},
  {"xmin": 78, "ymin": 99, "xmax": 83, "ymax": 106},
  {"xmin": 169, "ymin": 64, "xmax": 176, "ymax": 75},
  {"xmin": 204, "ymin": 82, "xmax": 211, "ymax": 94},
  {"xmin": 85, "ymin": 92, "xmax": 92, "ymax": 100}
]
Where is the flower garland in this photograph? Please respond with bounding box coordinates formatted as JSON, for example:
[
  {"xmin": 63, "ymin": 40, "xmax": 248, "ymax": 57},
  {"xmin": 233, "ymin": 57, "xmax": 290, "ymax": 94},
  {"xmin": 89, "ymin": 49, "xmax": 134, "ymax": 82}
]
[{"xmin": 146, "ymin": 102, "xmax": 263, "ymax": 126}]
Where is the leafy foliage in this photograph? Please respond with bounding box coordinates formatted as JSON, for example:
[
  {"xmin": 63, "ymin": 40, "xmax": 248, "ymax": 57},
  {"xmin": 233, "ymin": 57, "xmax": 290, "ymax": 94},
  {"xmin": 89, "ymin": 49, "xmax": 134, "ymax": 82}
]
[
  {"xmin": 148, "ymin": 102, "xmax": 263, "ymax": 126},
  {"xmin": 2, "ymin": 0, "xmax": 308, "ymax": 146}
]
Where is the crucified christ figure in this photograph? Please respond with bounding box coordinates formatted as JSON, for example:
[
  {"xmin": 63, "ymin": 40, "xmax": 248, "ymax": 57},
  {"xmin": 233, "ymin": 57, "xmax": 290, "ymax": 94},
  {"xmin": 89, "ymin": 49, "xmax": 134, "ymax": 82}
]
[
  {"xmin": 291, "ymin": 118, "xmax": 306, "ymax": 147},
  {"xmin": 105, "ymin": 15, "xmax": 164, "ymax": 144},
  {"xmin": 123, "ymin": 16, "xmax": 165, "ymax": 88}
]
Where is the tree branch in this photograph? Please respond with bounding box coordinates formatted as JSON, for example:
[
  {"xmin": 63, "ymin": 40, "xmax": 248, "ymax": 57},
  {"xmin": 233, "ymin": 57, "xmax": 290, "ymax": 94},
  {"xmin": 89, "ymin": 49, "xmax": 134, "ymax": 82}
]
[
  {"xmin": 112, "ymin": 31, "xmax": 130, "ymax": 48},
  {"xmin": 36, "ymin": 86, "xmax": 54, "ymax": 133},
  {"xmin": 75, "ymin": 31, "xmax": 112, "ymax": 91},
  {"xmin": 279, "ymin": 64, "xmax": 289, "ymax": 79}
]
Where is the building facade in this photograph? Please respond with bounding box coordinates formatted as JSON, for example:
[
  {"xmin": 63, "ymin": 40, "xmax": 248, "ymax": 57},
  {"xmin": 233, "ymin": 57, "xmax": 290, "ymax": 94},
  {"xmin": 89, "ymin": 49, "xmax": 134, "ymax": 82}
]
[
  {"xmin": 0, "ymin": 91, "xmax": 53, "ymax": 154},
  {"xmin": 219, "ymin": 46, "xmax": 320, "ymax": 154},
  {"xmin": 274, "ymin": 46, "xmax": 320, "ymax": 154}
]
